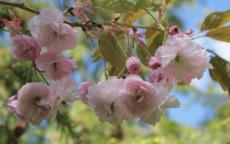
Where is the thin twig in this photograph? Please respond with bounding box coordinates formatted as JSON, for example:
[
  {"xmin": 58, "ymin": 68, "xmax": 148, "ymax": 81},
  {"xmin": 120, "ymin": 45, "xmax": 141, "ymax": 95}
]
[
  {"xmin": 35, "ymin": 68, "xmax": 49, "ymax": 85},
  {"xmin": 143, "ymin": 8, "xmax": 165, "ymax": 31},
  {"xmin": 112, "ymin": 22, "xmax": 163, "ymax": 31}
]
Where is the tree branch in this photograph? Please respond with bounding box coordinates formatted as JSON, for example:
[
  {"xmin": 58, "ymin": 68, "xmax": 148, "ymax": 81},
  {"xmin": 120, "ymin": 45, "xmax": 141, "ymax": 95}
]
[
  {"xmin": 0, "ymin": 1, "xmax": 39, "ymax": 14},
  {"xmin": 0, "ymin": 0, "xmax": 162, "ymax": 31}
]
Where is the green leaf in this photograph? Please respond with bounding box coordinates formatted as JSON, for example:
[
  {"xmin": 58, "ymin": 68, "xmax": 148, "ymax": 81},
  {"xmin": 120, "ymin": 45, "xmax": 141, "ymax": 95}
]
[
  {"xmin": 209, "ymin": 56, "xmax": 230, "ymax": 95},
  {"xmin": 136, "ymin": 44, "xmax": 149, "ymax": 66},
  {"xmin": 108, "ymin": 66, "xmax": 121, "ymax": 76},
  {"xmin": 98, "ymin": 32, "xmax": 126, "ymax": 69},
  {"xmin": 201, "ymin": 10, "xmax": 230, "ymax": 31},
  {"xmin": 207, "ymin": 26, "xmax": 230, "ymax": 42},
  {"xmin": 91, "ymin": 49, "xmax": 102, "ymax": 62},
  {"xmin": 135, "ymin": 0, "xmax": 152, "ymax": 9},
  {"xmin": 166, "ymin": 0, "xmax": 172, "ymax": 5},
  {"xmin": 137, "ymin": 30, "xmax": 165, "ymax": 66},
  {"xmin": 147, "ymin": 31, "xmax": 165, "ymax": 54},
  {"xmin": 101, "ymin": 0, "xmax": 136, "ymax": 13},
  {"xmin": 123, "ymin": 10, "xmax": 145, "ymax": 25}
]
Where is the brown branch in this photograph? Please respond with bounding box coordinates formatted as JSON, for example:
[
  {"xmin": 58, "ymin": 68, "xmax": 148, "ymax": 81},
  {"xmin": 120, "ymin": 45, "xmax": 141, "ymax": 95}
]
[
  {"xmin": 0, "ymin": 0, "xmax": 162, "ymax": 31},
  {"xmin": 0, "ymin": 0, "xmax": 39, "ymax": 14},
  {"xmin": 0, "ymin": 1, "xmax": 91, "ymax": 29}
]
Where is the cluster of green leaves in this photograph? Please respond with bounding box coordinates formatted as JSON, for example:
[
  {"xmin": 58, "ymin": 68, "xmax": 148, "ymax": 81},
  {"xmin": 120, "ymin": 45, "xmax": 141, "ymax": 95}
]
[{"xmin": 200, "ymin": 10, "xmax": 230, "ymax": 94}]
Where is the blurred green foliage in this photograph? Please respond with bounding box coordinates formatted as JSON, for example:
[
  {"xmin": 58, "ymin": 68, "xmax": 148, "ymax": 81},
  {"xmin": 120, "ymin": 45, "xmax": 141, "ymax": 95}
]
[{"xmin": 0, "ymin": 0, "xmax": 229, "ymax": 144}]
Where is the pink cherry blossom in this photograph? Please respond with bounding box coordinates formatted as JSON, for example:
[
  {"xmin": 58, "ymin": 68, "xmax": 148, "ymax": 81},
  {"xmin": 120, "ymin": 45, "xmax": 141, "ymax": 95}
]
[
  {"xmin": 148, "ymin": 56, "xmax": 161, "ymax": 70},
  {"xmin": 161, "ymin": 96, "xmax": 180, "ymax": 109},
  {"xmin": 140, "ymin": 95, "xmax": 180, "ymax": 125},
  {"xmin": 29, "ymin": 8, "xmax": 77, "ymax": 52},
  {"xmin": 10, "ymin": 35, "xmax": 40, "ymax": 60},
  {"xmin": 7, "ymin": 83, "xmax": 51, "ymax": 125},
  {"xmin": 139, "ymin": 86, "xmax": 179, "ymax": 125},
  {"xmin": 119, "ymin": 75, "xmax": 164, "ymax": 119},
  {"xmin": 49, "ymin": 76, "xmax": 79, "ymax": 118},
  {"xmin": 77, "ymin": 81, "xmax": 93, "ymax": 104},
  {"xmin": 35, "ymin": 52, "xmax": 76, "ymax": 80},
  {"xmin": 119, "ymin": 75, "xmax": 179, "ymax": 125},
  {"xmin": 126, "ymin": 56, "xmax": 141, "ymax": 74},
  {"xmin": 86, "ymin": 77, "xmax": 125, "ymax": 124},
  {"xmin": 155, "ymin": 35, "xmax": 211, "ymax": 83}
]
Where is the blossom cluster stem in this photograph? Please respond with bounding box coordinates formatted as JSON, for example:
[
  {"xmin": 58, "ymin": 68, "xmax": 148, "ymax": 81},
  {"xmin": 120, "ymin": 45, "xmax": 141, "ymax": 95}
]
[
  {"xmin": 32, "ymin": 62, "xmax": 49, "ymax": 85},
  {"xmin": 143, "ymin": 8, "xmax": 165, "ymax": 31},
  {"xmin": 35, "ymin": 68, "xmax": 49, "ymax": 85}
]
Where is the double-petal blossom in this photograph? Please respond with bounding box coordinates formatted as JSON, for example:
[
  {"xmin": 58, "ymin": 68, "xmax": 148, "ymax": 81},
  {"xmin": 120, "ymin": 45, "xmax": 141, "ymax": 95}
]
[
  {"xmin": 11, "ymin": 35, "xmax": 40, "ymax": 60},
  {"xmin": 29, "ymin": 8, "xmax": 77, "ymax": 52},
  {"xmin": 49, "ymin": 76, "xmax": 79, "ymax": 118},
  {"xmin": 155, "ymin": 36, "xmax": 211, "ymax": 83},
  {"xmin": 86, "ymin": 77, "xmax": 125, "ymax": 124},
  {"xmin": 35, "ymin": 52, "xmax": 76, "ymax": 80},
  {"xmin": 7, "ymin": 83, "xmax": 51, "ymax": 125}
]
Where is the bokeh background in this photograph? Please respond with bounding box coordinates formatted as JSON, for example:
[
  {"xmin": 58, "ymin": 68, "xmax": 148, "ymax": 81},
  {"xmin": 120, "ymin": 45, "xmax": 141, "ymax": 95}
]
[{"xmin": 0, "ymin": 0, "xmax": 229, "ymax": 144}]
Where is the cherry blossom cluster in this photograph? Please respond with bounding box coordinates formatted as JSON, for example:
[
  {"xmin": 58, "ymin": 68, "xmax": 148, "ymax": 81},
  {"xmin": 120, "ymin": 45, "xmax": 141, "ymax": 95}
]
[
  {"xmin": 7, "ymin": 8, "xmax": 79, "ymax": 124},
  {"xmin": 84, "ymin": 36, "xmax": 211, "ymax": 125},
  {"xmin": 6, "ymin": 8, "xmax": 212, "ymax": 126}
]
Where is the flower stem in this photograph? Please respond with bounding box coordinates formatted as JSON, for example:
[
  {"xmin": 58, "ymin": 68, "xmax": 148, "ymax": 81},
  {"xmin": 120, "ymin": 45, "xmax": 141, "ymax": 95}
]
[
  {"xmin": 35, "ymin": 68, "xmax": 49, "ymax": 85},
  {"xmin": 32, "ymin": 61, "xmax": 49, "ymax": 85},
  {"xmin": 143, "ymin": 8, "xmax": 165, "ymax": 31}
]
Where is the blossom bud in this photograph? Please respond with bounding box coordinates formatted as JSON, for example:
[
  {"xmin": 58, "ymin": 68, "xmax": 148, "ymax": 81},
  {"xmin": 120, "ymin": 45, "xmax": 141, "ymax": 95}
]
[
  {"xmin": 126, "ymin": 56, "xmax": 141, "ymax": 74},
  {"xmin": 148, "ymin": 70, "xmax": 164, "ymax": 83},
  {"xmin": 168, "ymin": 25, "xmax": 179, "ymax": 36},
  {"xmin": 183, "ymin": 29, "xmax": 193, "ymax": 35},
  {"xmin": 148, "ymin": 57, "xmax": 161, "ymax": 70}
]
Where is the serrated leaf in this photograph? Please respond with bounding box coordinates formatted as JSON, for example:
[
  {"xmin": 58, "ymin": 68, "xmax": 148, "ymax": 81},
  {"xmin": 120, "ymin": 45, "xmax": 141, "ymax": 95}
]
[
  {"xmin": 209, "ymin": 56, "xmax": 230, "ymax": 95},
  {"xmin": 207, "ymin": 26, "xmax": 230, "ymax": 42},
  {"xmin": 98, "ymin": 32, "xmax": 126, "ymax": 69},
  {"xmin": 201, "ymin": 10, "xmax": 230, "ymax": 31}
]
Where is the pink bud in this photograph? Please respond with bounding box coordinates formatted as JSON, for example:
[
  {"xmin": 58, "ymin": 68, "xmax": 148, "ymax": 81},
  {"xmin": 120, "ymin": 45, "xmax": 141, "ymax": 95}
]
[
  {"xmin": 11, "ymin": 35, "xmax": 41, "ymax": 61},
  {"xmin": 183, "ymin": 29, "xmax": 193, "ymax": 35},
  {"xmin": 2, "ymin": 18, "xmax": 22, "ymax": 31},
  {"xmin": 126, "ymin": 56, "xmax": 141, "ymax": 74},
  {"xmin": 148, "ymin": 70, "xmax": 164, "ymax": 83},
  {"xmin": 148, "ymin": 57, "xmax": 161, "ymax": 70},
  {"xmin": 168, "ymin": 25, "xmax": 179, "ymax": 36}
]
